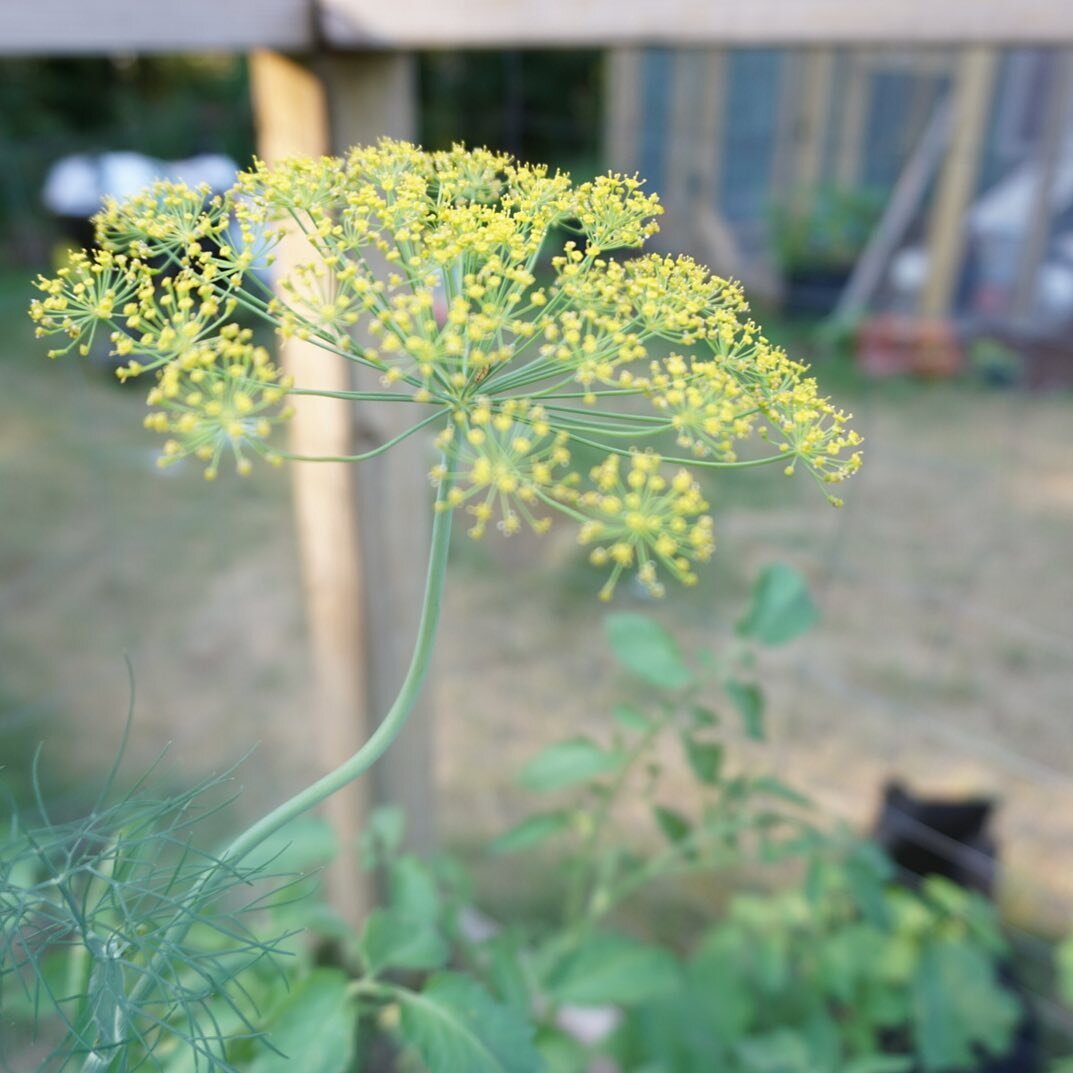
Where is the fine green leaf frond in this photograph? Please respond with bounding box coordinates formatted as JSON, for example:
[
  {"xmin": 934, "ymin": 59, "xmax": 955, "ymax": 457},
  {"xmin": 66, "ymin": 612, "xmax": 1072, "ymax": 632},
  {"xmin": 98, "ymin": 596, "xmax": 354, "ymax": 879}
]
[{"xmin": 1, "ymin": 751, "xmax": 300, "ymax": 1073}]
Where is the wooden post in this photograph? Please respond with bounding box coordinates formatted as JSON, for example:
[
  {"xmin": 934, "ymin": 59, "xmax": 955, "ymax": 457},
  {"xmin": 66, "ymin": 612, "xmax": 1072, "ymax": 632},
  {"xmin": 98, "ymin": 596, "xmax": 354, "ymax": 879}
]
[
  {"xmin": 793, "ymin": 46, "xmax": 836, "ymax": 205},
  {"xmin": 1013, "ymin": 50, "xmax": 1073, "ymax": 320},
  {"xmin": 662, "ymin": 49, "xmax": 703, "ymax": 250},
  {"xmin": 921, "ymin": 46, "xmax": 998, "ymax": 318},
  {"xmin": 835, "ymin": 50, "xmax": 871, "ymax": 189},
  {"xmin": 604, "ymin": 48, "xmax": 643, "ymax": 173},
  {"xmin": 322, "ymin": 53, "xmax": 437, "ymax": 856},
  {"xmin": 694, "ymin": 49, "xmax": 729, "ymax": 215},
  {"xmin": 771, "ymin": 50, "xmax": 803, "ymax": 197},
  {"xmin": 248, "ymin": 50, "xmax": 374, "ymax": 923}
]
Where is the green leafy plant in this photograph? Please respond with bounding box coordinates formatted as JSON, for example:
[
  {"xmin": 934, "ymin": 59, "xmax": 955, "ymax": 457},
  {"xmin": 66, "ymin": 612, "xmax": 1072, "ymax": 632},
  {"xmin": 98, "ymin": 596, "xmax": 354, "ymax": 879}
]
[
  {"xmin": 6, "ymin": 141, "xmax": 865, "ymax": 1070},
  {"xmin": 4, "ymin": 568, "xmax": 1027, "ymax": 1073},
  {"xmin": 771, "ymin": 186, "xmax": 882, "ymax": 278}
]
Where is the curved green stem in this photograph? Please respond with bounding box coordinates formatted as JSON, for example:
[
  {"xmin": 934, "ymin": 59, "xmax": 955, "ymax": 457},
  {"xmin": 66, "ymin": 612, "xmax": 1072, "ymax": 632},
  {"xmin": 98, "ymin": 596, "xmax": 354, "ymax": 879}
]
[{"xmin": 221, "ymin": 470, "xmax": 454, "ymax": 865}]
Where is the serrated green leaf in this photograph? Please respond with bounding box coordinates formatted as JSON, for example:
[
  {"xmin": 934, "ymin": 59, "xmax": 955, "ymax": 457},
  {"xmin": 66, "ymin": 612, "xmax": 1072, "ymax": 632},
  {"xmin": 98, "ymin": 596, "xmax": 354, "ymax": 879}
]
[
  {"xmin": 604, "ymin": 614, "xmax": 693, "ymax": 689},
  {"xmin": 360, "ymin": 907, "xmax": 449, "ymax": 974},
  {"xmin": 654, "ymin": 805, "xmax": 693, "ymax": 846},
  {"xmin": 612, "ymin": 703, "xmax": 654, "ymax": 733},
  {"xmin": 389, "ymin": 855, "xmax": 441, "ymax": 921},
  {"xmin": 738, "ymin": 563, "xmax": 819, "ymax": 646},
  {"xmin": 397, "ymin": 972, "xmax": 542, "ymax": 1073},
  {"xmin": 682, "ymin": 736, "xmax": 723, "ymax": 785},
  {"xmin": 725, "ymin": 679, "xmax": 764, "ymax": 741},
  {"xmin": 913, "ymin": 941, "xmax": 1020, "ymax": 1072},
  {"xmin": 543, "ymin": 932, "xmax": 681, "ymax": 1005},
  {"xmin": 250, "ymin": 969, "xmax": 355, "ymax": 1073},
  {"xmin": 491, "ymin": 811, "xmax": 572, "ymax": 854},
  {"xmin": 520, "ymin": 738, "xmax": 624, "ymax": 792}
]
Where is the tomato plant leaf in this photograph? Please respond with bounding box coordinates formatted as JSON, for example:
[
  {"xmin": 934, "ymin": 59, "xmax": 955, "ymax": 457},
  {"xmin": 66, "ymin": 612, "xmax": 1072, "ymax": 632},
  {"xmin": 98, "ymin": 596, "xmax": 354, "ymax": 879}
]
[
  {"xmin": 605, "ymin": 613, "xmax": 693, "ymax": 689},
  {"xmin": 490, "ymin": 811, "xmax": 573, "ymax": 854},
  {"xmin": 520, "ymin": 738, "xmax": 624, "ymax": 792},
  {"xmin": 249, "ymin": 969, "xmax": 355, "ymax": 1073},
  {"xmin": 397, "ymin": 972, "xmax": 542, "ymax": 1073},
  {"xmin": 738, "ymin": 563, "xmax": 818, "ymax": 646}
]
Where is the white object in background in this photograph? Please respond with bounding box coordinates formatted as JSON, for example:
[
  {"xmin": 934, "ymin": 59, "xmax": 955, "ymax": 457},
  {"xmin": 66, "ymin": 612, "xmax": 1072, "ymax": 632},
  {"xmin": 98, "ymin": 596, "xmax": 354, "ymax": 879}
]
[{"xmin": 42, "ymin": 151, "xmax": 239, "ymax": 217}]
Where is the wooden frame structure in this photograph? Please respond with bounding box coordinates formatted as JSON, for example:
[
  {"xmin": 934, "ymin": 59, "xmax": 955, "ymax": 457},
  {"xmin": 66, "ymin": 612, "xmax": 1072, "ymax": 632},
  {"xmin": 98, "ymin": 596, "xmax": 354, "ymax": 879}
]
[{"xmin": 4, "ymin": 1, "xmax": 1073, "ymax": 52}]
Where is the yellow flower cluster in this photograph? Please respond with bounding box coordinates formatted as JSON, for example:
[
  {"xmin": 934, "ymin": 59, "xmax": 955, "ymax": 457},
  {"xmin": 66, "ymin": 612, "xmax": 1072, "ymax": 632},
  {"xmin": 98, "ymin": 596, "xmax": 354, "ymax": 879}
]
[
  {"xmin": 577, "ymin": 452, "xmax": 715, "ymax": 601},
  {"xmin": 573, "ymin": 174, "xmax": 663, "ymax": 253},
  {"xmin": 432, "ymin": 399, "xmax": 574, "ymax": 538},
  {"xmin": 143, "ymin": 325, "xmax": 292, "ymax": 479},
  {"xmin": 643, "ymin": 353, "xmax": 754, "ymax": 461},
  {"xmin": 30, "ymin": 138, "xmax": 860, "ymax": 598},
  {"xmin": 30, "ymin": 249, "xmax": 149, "ymax": 357},
  {"xmin": 94, "ymin": 180, "xmax": 230, "ymax": 261}
]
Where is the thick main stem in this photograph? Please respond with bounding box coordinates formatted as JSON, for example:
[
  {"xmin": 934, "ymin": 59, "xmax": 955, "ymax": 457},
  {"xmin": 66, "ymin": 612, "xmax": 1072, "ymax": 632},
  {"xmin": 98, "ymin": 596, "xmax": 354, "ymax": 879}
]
[{"xmin": 222, "ymin": 473, "xmax": 454, "ymax": 866}]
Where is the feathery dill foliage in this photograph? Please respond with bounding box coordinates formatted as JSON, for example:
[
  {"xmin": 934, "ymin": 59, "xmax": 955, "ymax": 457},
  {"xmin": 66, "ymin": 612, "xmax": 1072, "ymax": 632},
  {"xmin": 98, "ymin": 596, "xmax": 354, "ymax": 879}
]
[
  {"xmin": 30, "ymin": 139, "xmax": 860, "ymax": 601},
  {"xmin": 1, "ymin": 751, "xmax": 296, "ymax": 1073}
]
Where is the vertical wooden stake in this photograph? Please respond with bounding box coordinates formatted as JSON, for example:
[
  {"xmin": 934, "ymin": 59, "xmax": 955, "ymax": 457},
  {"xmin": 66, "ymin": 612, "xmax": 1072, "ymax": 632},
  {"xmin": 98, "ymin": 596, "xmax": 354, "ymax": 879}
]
[
  {"xmin": 835, "ymin": 50, "xmax": 870, "ymax": 190},
  {"xmin": 604, "ymin": 48, "xmax": 643, "ymax": 173},
  {"xmin": 249, "ymin": 49, "xmax": 374, "ymax": 924},
  {"xmin": 322, "ymin": 53, "xmax": 437, "ymax": 855},
  {"xmin": 662, "ymin": 50, "xmax": 696, "ymax": 251},
  {"xmin": 694, "ymin": 49, "xmax": 728, "ymax": 216},
  {"xmin": 792, "ymin": 46, "xmax": 836, "ymax": 211},
  {"xmin": 921, "ymin": 46, "xmax": 998, "ymax": 318}
]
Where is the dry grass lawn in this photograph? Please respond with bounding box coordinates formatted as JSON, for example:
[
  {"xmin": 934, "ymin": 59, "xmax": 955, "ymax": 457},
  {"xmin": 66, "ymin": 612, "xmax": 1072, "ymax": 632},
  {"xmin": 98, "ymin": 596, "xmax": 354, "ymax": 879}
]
[{"xmin": 2, "ymin": 270, "xmax": 1071, "ymax": 935}]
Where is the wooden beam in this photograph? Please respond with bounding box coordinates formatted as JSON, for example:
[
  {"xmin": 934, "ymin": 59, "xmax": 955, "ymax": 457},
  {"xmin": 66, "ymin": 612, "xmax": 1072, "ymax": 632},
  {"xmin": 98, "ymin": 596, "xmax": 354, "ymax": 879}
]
[
  {"xmin": 0, "ymin": 0, "xmax": 311, "ymax": 54},
  {"xmin": 322, "ymin": 53, "xmax": 437, "ymax": 857},
  {"xmin": 318, "ymin": 0, "xmax": 1073, "ymax": 48},
  {"xmin": 921, "ymin": 47, "xmax": 999, "ymax": 318},
  {"xmin": 248, "ymin": 50, "xmax": 373, "ymax": 924},
  {"xmin": 834, "ymin": 94, "xmax": 954, "ymax": 319},
  {"xmin": 7, "ymin": 0, "xmax": 1073, "ymax": 55}
]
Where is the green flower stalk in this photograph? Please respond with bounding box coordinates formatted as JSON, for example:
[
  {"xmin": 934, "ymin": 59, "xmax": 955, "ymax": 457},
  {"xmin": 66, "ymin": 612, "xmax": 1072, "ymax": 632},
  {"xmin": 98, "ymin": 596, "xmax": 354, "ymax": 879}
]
[{"xmin": 21, "ymin": 140, "xmax": 862, "ymax": 1069}]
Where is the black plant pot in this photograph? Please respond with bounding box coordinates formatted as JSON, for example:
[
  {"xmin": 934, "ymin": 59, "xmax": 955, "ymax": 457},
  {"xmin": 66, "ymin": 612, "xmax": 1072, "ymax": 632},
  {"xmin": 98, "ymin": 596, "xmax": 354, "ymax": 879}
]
[{"xmin": 781, "ymin": 265, "xmax": 853, "ymax": 318}]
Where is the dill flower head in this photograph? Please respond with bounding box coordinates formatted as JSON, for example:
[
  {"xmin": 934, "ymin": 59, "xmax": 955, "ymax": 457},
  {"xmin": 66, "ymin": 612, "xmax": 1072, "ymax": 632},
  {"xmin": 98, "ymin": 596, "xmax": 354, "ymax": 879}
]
[{"xmin": 30, "ymin": 138, "xmax": 861, "ymax": 599}]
